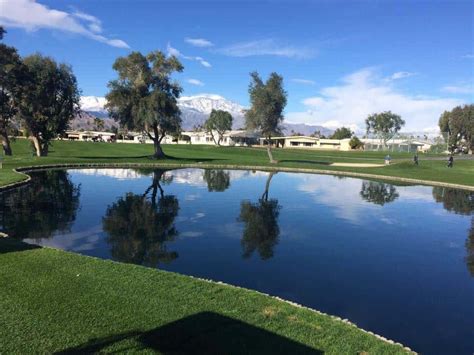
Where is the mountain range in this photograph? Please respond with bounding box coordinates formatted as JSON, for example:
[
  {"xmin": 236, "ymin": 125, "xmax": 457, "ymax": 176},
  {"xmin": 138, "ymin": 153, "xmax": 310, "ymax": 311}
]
[{"xmin": 76, "ymin": 95, "xmax": 333, "ymax": 136}]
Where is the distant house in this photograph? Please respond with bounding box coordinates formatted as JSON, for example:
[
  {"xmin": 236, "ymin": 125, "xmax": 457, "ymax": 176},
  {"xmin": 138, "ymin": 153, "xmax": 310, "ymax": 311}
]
[
  {"xmin": 64, "ymin": 131, "xmax": 116, "ymax": 142},
  {"xmin": 183, "ymin": 130, "xmax": 260, "ymax": 146},
  {"xmin": 260, "ymin": 136, "xmax": 352, "ymax": 151},
  {"xmin": 361, "ymin": 138, "xmax": 432, "ymax": 153}
]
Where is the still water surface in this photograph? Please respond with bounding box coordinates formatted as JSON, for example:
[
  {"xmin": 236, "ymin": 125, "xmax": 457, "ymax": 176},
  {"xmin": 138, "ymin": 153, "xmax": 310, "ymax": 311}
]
[{"xmin": 1, "ymin": 168, "xmax": 473, "ymax": 354}]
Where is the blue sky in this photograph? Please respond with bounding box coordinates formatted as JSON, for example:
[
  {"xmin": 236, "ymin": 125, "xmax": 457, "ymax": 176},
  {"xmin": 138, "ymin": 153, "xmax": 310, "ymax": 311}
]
[{"xmin": 1, "ymin": 0, "xmax": 472, "ymax": 132}]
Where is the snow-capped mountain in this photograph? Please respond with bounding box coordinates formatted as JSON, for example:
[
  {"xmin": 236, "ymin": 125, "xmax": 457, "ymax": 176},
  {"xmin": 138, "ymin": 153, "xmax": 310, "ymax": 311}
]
[
  {"xmin": 76, "ymin": 94, "xmax": 332, "ymax": 136},
  {"xmin": 177, "ymin": 94, "xmax": 246, "ymax": 129},
  {"xmin": 79, "ymin": 96, "xmax": 109, "ymax": 118}
]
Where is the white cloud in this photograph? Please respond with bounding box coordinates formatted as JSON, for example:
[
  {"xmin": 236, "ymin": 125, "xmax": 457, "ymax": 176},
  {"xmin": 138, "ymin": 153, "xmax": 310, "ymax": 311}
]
[
  {"xmin": 0, "ymin": 0, "xmax": 129, "ymax": 48},
  {"xmin": 286, "ymin": 68, "xmax": 463, "ymax": 132},
  {"xmin": 185, "ymin": 37, "xmax": 213, "ymax": 47},
  {"xmin": 291, "ymin": 78, "xmax": 316, "ymax": 85},
  {"xmin": 187, "ymin": 78, "xmax": 204, "ymax": 86},
  {"xmin": 462, "ymin": 54, "xmax": 474, "ymax": 59},
  {"xmin": 217, "ymin": 39, "xmax": 315, "ymax": 59},
  {"xmin": 441, "ymin": 84, "xmax": 473, "ymax": 94},
  {"xmin": 390, "ymin": 71, "xmax": 416, "ymax": 80},
  {"xmin": 166, "ymin": 43, "xmax": 211, "ymax": 68}
]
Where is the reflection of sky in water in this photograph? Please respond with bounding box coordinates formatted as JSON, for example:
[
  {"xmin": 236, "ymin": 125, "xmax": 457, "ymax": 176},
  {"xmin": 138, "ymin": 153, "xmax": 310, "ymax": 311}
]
[{"xmin": 7, "ymin": 168, "xmax": 474, "ymax": 355}]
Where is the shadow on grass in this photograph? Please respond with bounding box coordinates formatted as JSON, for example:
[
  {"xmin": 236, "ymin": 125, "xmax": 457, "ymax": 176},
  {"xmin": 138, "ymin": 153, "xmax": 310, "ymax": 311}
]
[
  {"xmin": 57, "ymin": 311, "xmax": 322, "ymax": 354},
  {"xmin": 0, "ymin": 237, "xmax": 40, "ymax": 254},
  {"xmin": 278, "ymin": 159, "xmax": 331, "ymax": 166}
]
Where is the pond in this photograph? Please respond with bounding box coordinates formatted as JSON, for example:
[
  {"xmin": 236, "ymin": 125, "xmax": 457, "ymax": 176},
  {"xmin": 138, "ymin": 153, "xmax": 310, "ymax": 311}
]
[{"xmin": 1, "ymin": 168, "xmax": 473, "ymax": 354}]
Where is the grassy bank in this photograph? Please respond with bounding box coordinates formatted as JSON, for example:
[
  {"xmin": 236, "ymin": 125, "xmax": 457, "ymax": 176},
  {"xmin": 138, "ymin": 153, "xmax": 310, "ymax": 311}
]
[
  {"xmin": 0, "ymin": 238, "xmax": 410, "ymax": 354},
  {"xmin": 1, "ymin": 139, "xmax": 473, "ymax": 188}
]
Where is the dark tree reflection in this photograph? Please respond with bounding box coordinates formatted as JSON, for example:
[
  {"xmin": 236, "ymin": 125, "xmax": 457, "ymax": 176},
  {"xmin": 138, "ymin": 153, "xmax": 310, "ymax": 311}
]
[
  {"xmin": 102, "ymin": 169, "xmax": 179, "ymax": 267},
  {"xmin": 466, "ymin": 219, "xmax": 474, "ymax": 277},
  {"xmin": 360, "ymin": 181, "xmax": 399, "ymax": 205},
  {"xmin": 432, "ymin": 187, "xmax": 474, "ymax": 215},
  {"xmin": 432, "ymin": 187, "xmax": 474, "ymax": 277},
  {"xmin": 0, "ymin": 170, "xmax": 80, "ymax": 239},
  {"xmin": 238, "ymin": 172, "xmax": 281, "ymax": 260},
  {"xmin": 203, "ymin": 169, "xmax": 230, "ymax": 192}
]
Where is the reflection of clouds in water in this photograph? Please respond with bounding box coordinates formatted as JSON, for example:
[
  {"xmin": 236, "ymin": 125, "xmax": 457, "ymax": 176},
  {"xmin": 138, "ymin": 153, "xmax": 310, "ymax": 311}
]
[
  {"xmin": 395, "ymin": 187, "xmax": 434, "ymax": 202},
  {"xmin": 169, "ymin": 168, "xmax": 268, "ymax": 187},
  {"xmin": 69, "ymin": 168, "xmax": 144, "ymax": 180},
  {"xmin": 296, "ymin": 175, "xmax": 378, "ymax": 224},
  {"xmin": 176, "ymin": 212, "xmax": 206, "ymax": 223},
  {"xmin": 185, "ymin": 193, "xmax": 201, "ymax": 201},
  {"xmin": 25, "ymin": 225, "xmax": 103, "ymax": 252},
  {"xmin": 380, "ymin": 217, "xmax": 396, "ymax": 225},
  {"xmin": 180, "ymin": 231, "xmax": 204, "ymax": 238}
]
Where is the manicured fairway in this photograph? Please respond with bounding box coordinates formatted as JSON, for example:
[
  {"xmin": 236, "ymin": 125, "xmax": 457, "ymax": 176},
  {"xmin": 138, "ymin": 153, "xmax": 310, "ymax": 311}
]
[{"xmin": 1, "ymin": 139, "xmax": 473, "ymax": 187}]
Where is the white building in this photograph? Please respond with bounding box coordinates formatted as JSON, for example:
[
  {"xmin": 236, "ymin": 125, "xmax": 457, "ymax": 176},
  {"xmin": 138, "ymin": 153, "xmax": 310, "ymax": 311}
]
[{"xmin": 260, "ymin": 136, "xmax": 353, "ymax": 151}]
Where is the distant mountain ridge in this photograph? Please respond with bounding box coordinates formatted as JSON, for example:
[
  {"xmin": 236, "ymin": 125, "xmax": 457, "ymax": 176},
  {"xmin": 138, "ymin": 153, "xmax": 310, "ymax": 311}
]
[{"xmin": 74, "ymin": 94, "xmax": 333, "ymax": 136}]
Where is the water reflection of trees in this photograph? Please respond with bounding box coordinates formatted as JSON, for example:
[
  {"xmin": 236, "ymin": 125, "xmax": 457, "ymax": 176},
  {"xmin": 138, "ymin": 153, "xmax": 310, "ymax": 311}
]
[
  {"xmin": 432, "ymin": 187, "xmax": 474, "ymax": 215},
  {"xmin": 360, "ymin": 181, "xmax": 399, "ymax": 205},
  {"xmin": 432, "ymin": 187, "xmax": 474, "ymax": 277},
  {"xmin": 466, "ymin": 220, "xmax": 474, "ymax": 276},
  {"xmin": 102, "ymin": 169, "xmax": 179, "ymax": 267},
  {"xmin": 203, "ymin": 169, "xmax": 230, "ymax": 192},
  {"xmin": 238, "ymin": 172, "xmax": 281, "ymax": 260},
  {"xmin": 0, "ymin": 170, "xmax": 80, "ymax": 239}
]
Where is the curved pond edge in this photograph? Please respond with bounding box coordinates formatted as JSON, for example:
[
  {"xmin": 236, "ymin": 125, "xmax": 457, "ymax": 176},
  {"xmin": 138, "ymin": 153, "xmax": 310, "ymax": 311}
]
[
  {"xmin": 1, "ymin": 236, "xmax": 415, "ymax": 353},
  {"xmin": 2, "ymin": 162, "xmax": 474, "ymax": 192}
]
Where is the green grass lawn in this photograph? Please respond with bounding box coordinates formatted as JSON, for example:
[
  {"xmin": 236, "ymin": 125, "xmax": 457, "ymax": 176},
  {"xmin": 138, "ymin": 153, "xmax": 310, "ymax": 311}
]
[
  {"xmin": 1, "ymin": 138, "xmax": 473, "ymax": 187},
  {"xmin": 0, "ymin": 238, "xmax": 410, "ymax": 354}
]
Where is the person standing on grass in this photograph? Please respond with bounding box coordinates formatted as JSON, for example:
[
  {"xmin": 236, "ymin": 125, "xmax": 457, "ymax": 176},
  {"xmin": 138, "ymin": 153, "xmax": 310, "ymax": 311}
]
[
  {"xmin": 447, "ymin": 155, "xmax": 454, "ymax": 168},
  {"xmin": 384, "ymin": 154, "xmax": 391, "ymax": 165},
  {"xmin": 414, "ymin": 154, "xmax": 419, "ymax": 166}
]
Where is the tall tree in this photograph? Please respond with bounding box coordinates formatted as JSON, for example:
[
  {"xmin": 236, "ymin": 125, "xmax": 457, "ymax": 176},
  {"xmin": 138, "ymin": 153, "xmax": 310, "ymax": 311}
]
[
  {"xmin": 19, "ymin": 54, "xmax": 80, "ymax": 156},
  {"xmin": 440, "ymin": 105, "xmax": 474, "ymax": 153},
  {"xmin": 0, "ymin": 26, "xmax": 25, "ymax": 155},
  {"xmin": 106, "ymin": 51, "xmax": 183, "ymax": 158},
  {"xmin": 245, "ymin": 72, "xmax": 287, "ymax": 163},
  {"xmin": 238, "ymin": 172, "xmax": 281, "ymax": 260},
  {"xmin": 365, "ymin": 111, "xmax": 405, "ymax": 148},
  {"xmin": 204, "ymin": 109, "xmax": 233, "ymax": 146},
  {"xmin": 330, "ymin": 127, "xmax": 352, "ymax": 140}
]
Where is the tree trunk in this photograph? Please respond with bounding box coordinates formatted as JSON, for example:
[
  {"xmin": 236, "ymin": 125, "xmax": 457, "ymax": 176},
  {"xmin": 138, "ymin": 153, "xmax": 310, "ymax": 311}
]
[
  {"xmin": 266, "ymin": 140, "xmax": 277, "ymax": 164},
  {"xmin": 153, "ymin": 138, "xmax": 165, "ymax": 159},
  {"xmin": 1, "ymin": 132, "xmax": 12, "ymax": 156},
  {"xmin": 30, "ymin": 136, "xmax": 43, "ymax": 157}
]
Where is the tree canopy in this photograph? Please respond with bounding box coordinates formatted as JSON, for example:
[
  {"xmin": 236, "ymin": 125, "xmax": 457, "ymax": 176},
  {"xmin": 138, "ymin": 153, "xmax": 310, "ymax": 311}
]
[
  {"xmin": 365, "ymin": 111, "xmax": 405, "ymax": 147},
  {"xmin": 0, "ymin": 28, "xmax": 25, "ymax": 155},
  {"xmin": 19, "ymin": 54, "xmax": 80, "ymax": 156},
  {"xmin": 105, "ymin": 51, "xmax": 183, "ymax": 158},
  {"xmin": 330, "ymin": 127, "xmax": 352, "ymax": 140},
  {"xmin": 438, "ymin": 105, "xmax": 474, "ymax": 153},
  {"xmin": 245, "ymin": 72, "xmax": 287, "ymax": 163},
  {"xmin": 204, "ymin": 109, "xmax": 233, "ymax": 145}
]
